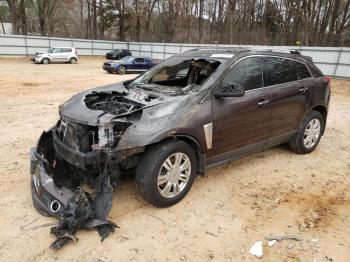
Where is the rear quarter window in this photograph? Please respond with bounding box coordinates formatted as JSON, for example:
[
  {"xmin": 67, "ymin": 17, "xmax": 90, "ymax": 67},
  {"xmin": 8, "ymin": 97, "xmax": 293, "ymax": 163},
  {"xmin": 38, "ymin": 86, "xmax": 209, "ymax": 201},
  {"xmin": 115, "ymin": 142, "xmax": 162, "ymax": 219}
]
[{"xmin": 308, "ymin": 64, "xmax": 324, "ymax": 77}]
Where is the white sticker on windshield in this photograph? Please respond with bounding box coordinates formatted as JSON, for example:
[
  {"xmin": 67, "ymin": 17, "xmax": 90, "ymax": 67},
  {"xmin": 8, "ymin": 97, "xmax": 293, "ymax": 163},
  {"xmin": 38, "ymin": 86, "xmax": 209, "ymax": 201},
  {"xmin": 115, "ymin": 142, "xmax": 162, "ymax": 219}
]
[{"xmin": 210, "ymin": 54, "xmax": 234, "ymax": 58}]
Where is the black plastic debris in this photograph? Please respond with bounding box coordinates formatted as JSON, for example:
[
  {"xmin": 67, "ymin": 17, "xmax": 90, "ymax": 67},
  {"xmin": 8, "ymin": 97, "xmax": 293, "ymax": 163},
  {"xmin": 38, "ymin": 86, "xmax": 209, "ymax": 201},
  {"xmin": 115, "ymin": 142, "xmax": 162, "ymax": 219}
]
[{"xmin": 50, "ymin": 169, "xmax": 118, "ymax": 250}]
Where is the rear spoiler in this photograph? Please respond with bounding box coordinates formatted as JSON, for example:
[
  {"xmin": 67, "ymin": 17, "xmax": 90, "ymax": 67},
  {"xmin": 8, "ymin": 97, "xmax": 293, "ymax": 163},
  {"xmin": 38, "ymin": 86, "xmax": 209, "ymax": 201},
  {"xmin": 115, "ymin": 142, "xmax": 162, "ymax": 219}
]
[{"xmin": 290, "ymin": 50, "xmax": 313, "ymax": 62}]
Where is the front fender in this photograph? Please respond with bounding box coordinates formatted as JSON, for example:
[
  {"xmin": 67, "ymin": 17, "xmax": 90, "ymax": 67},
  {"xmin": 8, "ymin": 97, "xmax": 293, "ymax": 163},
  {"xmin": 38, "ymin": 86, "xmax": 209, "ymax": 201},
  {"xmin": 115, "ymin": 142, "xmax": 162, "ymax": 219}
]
[{"xmin": 116, "ymin": 104, "xmax": 211, "ymax": 153}]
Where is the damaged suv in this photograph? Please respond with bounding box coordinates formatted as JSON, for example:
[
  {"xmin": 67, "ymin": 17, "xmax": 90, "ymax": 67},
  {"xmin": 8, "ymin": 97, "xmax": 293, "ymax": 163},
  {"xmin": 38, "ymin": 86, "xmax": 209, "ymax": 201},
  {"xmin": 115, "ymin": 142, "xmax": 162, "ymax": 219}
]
[{"xmin": 30, "ymin": 49, "xmax": 330, "ymax": 245}]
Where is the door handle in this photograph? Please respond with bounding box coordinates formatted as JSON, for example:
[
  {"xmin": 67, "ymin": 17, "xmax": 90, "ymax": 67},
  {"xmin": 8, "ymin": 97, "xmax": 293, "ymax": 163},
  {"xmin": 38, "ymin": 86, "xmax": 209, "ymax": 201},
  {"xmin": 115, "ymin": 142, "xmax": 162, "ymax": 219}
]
[
  {"xmin": 257, "ymin": 99, "xmax": 270, "ymax": 107},
  {"xmin": 299, "ymin": 87, "xmax": 308, "ymax": 93}
]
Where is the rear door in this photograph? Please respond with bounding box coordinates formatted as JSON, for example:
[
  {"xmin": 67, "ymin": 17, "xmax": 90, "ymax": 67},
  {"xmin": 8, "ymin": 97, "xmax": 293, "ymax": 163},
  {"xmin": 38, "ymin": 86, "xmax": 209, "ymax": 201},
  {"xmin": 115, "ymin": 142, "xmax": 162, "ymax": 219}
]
[
  {"xmin": 61, "ymin": 48, "xmax": 72, "ymax": 61},
  {"xmin": 262, "ymin": 56, "xmax": 311, "ymax": 145},
  {"xmin": 210, "ymin": 56, "xmax": 272, "ymax": 162}
]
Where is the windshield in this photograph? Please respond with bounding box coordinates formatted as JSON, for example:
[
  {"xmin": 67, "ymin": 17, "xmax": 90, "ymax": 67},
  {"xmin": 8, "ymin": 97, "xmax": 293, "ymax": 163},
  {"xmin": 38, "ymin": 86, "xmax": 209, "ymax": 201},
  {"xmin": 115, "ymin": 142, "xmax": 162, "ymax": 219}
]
[
  {"xmin": 128, "ymin": 56, "xmax": 221, "ymax": 92},
  {"xmin": 119, "ymin": 56, "xmax": 132, "ymax": 61},
  {"xmin": 110, "ymin": 49, "xmax": 120, "ymax": 54},
  {"xmin": 47, "ymin": 48, "xmax": 57, "ymax": 53}
]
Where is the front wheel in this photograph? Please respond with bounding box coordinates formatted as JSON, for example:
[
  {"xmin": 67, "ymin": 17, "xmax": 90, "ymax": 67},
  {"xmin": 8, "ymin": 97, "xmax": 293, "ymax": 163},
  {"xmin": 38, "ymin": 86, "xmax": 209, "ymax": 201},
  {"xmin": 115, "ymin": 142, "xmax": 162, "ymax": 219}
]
[
  {"xmin": 135, "ymin": 140, "xmax": 197, "ymax": 207},
  {"xmin": 42, "ymin": 58, "xmax": 50, "ymax": 64},
  {"xmin": 289, "ymin": 110, "xmax": 324, "ymax": 154}
]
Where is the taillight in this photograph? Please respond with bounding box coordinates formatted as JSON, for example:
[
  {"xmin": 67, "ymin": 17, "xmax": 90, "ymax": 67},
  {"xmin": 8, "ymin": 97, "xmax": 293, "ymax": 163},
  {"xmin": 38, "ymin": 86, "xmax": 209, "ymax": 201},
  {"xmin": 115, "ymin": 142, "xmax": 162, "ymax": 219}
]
[{"xmin": 323, "ymin": 76, "xmax": 331, "ymax": 82}]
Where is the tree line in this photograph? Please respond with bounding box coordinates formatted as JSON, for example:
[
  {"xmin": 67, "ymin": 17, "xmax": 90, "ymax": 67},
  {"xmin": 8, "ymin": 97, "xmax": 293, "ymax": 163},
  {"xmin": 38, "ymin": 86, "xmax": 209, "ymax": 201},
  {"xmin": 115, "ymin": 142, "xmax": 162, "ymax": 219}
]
[{"xmin": 1, "ymin": 0, "xmax": 350, "ymax": 47}]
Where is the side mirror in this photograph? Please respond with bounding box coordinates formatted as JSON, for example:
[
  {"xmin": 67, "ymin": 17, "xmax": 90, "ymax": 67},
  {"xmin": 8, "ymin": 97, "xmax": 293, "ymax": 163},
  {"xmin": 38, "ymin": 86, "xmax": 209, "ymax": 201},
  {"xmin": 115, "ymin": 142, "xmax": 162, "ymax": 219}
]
[{"xmin": 213, "ymin": 82, "xmax": 245, "ymax": 98}]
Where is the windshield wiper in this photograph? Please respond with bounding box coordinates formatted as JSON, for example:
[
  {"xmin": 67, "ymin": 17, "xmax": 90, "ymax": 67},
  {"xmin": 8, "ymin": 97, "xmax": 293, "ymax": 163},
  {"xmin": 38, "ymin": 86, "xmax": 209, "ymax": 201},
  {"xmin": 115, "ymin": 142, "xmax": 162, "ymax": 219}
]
[
  {"xmin": 134, "ymin": 83, "xmax": 186, "ymax": 96},
  {"xmin": 135, "ymin": 84, "xmax": 157, "ymax": 91}
]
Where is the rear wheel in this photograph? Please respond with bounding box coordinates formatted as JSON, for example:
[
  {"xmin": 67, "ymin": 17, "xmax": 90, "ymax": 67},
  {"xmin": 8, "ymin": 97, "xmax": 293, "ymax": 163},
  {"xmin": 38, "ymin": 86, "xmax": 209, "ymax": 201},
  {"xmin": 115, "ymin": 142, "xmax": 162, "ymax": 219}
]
[
  {"xmin": 42, "ymin": 58, "xmax": 50, "ymax": 64},
  {"xmin": 289, "ymin": 110, "xmax": 324, "ymax": 154},
  {"xmin": 135, "ymin": 140, "xmax": 197, "ymax": 207},
  {"xmin": 117, "ymin": 65, "xmax": 126, "ymax": 74},
  {"xmin": 69, "ymin": 58, "xmax": 77, "ymax": 64}
]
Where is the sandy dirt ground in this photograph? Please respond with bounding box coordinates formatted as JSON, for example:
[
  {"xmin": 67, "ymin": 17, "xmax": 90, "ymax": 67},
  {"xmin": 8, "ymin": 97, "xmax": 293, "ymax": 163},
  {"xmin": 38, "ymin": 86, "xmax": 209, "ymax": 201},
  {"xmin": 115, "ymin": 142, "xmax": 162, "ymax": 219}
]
[{"xmin": 0, "ymin": 57, "xmax": 349, "ymax": 262}]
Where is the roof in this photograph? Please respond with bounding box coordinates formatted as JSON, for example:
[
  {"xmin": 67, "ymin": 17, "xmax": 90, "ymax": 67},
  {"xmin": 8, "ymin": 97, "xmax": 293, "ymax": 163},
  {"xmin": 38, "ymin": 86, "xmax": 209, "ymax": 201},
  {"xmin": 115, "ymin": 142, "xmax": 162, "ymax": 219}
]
[{"xmin": 182, "ymin": 48, "xmax": 312, "ymax": 63}]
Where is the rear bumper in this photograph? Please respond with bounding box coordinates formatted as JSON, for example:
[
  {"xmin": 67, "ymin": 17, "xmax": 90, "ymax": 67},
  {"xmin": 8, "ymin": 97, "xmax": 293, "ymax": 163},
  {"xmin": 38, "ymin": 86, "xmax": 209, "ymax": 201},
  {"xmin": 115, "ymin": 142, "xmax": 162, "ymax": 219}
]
[{"xmin": 30, "ymin": 147, "xmax": 74, "ymax": 217}]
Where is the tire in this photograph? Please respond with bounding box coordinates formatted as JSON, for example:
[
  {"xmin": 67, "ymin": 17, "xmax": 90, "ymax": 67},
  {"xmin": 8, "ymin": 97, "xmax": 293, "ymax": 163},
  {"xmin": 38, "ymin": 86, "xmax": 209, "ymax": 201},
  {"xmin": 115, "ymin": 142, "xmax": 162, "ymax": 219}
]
[
  {"xmin": 117, "ymin": 65, "xmax": 126, "ymax": 75},
  {"xmin": 135, "ymin": 140, "xmax": 197, "ymax": 207},
  {"xmin": 42, "ymin": 58, "xmax": 50, "ymax": 64},
  {"xmin": 69, "ymin": 58, "xmax": 77, "ymax": 64},
  {"xmin": 289, "ymin": 110, "xmax": 324, "ymax": 154}
]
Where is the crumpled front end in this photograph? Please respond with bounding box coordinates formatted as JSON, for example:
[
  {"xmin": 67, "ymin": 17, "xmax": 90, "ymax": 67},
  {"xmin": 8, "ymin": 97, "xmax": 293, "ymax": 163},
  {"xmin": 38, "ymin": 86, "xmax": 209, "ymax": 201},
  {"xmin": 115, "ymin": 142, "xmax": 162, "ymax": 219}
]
[
  {"xmin": 29, "ymin": 83, "xmax": 193, "ymax": 249},
  {"xmin": 30, "ymin": 116, "xmax": 140, "ymax": 249}
]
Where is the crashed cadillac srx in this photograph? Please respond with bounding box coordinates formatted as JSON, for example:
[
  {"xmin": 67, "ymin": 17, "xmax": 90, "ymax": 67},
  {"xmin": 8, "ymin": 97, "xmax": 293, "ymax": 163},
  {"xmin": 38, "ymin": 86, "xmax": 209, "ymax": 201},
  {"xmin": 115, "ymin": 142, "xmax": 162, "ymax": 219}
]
[{"xmin": 30, "ymin": 49, "xmax": 330, "ymax": 249}]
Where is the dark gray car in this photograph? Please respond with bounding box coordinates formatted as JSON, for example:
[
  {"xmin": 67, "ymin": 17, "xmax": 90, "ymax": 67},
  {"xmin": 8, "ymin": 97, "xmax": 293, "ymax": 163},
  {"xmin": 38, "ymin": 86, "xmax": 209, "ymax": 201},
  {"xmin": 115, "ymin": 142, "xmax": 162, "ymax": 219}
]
[{"xmin": 30, "ymin": 49, "xmax": 330, "ymax": 247}]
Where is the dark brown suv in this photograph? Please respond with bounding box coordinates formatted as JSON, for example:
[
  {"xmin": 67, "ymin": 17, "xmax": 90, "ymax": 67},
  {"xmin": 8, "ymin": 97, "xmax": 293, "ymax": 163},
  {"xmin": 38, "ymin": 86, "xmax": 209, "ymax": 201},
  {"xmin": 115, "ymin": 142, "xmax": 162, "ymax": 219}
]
[{"xmin": 30, "ymin": 49, "xmax": 330, "ymax": 218}]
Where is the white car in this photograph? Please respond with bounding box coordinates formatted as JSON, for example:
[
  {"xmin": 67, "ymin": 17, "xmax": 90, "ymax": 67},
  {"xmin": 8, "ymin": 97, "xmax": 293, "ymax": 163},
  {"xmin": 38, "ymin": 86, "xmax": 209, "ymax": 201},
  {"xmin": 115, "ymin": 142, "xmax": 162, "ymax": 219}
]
[{"xmin": 31, "ymin": 47, "xmax": 78, "ymax": 64}]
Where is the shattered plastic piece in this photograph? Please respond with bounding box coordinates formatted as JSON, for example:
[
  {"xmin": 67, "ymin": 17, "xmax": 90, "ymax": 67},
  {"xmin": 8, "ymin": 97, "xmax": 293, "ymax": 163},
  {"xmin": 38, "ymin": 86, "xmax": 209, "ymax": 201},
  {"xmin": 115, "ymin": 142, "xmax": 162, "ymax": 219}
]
[
  {"xmin": 90, "ymin": 172, "xmax": 118, "ymax": 241},
  {"xmin": 249, "ymin": 241, "xmax": 263, "ymax": 258},
  {"xmin": 50, "ymin": 187, "xmax": 92, "ymax": 250},
  {"xmin": 268, "ymin": 240, "xmax": 277, "ymax": 246}
]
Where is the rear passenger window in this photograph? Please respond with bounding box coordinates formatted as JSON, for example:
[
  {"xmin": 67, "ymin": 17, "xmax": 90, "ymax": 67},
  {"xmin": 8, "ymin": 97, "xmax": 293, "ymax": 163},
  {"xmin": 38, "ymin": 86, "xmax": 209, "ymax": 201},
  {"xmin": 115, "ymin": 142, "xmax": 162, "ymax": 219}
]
[
  {"xmin": 289, "ymin": 60, "xmax": 311, "ymax": 79},
  {"xmin": 222, "ymin": 57, "xmax": 263, "ymax": 91},
  {"xmin": 61, "ymin": 48, "xmax": 71, "ymax": 53},
  {"xmin": 263, "ymin": 57, "xmax": 298, "ymax": 86}
]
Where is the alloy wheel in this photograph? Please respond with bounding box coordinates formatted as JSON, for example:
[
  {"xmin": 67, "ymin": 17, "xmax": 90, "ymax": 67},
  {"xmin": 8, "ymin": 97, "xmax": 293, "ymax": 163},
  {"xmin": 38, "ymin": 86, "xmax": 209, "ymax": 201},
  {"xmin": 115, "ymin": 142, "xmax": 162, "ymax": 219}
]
[
  {"xmin": 157, "ymin": 152, "xmax": 191, "ymax": 198},
  {"xmin": 303, "ymin": 118, "xmax": 321, "ymax": 148}
]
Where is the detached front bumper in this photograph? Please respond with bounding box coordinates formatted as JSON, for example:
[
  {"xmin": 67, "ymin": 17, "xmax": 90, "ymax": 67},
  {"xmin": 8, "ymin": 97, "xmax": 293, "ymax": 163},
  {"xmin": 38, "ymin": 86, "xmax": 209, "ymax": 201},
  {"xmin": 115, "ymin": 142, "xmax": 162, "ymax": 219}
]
[
  {"xmin": 31, "ymin": 56, "xmax": 42, "ymax": 63},
  {"xmin": 30, "ymin": 147, "xmax": 74, "ymax": 217},
  {"xmin": 30, "ymin": 128, "xmax": 144, "ymax": 217}
]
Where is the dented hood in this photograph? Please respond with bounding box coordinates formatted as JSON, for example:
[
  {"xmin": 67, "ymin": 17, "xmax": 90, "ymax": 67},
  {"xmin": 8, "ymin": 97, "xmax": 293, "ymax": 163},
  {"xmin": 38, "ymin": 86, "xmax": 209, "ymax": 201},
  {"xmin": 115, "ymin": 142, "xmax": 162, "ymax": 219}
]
[{"xmin": 59, "ymin": 82, "xmax": 164, "ymax": 125}]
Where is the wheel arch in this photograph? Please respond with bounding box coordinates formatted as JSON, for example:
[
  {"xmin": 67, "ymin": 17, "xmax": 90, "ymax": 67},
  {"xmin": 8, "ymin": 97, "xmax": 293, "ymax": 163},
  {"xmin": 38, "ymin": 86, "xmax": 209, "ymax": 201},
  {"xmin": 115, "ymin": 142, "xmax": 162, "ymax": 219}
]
[
  {"xmin": 145, "ymin": 135, "xmax": 205, "ymax": 176},
  {"xmin": 308, "ymin": 104, "xmax": 328, "ymax": 135},
  {"xmin": 173, "ymin": 135, "xmax": 205, "ymax": 175},
  {"xmin": 42, "ymin": 57, "xmax": 50, "ymax": 63}
]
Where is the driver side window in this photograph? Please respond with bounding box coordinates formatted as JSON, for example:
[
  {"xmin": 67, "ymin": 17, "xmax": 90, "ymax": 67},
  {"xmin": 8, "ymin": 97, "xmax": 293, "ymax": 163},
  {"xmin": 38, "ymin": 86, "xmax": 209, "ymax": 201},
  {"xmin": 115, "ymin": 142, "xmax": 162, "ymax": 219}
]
[{"xmin": 222, "ymin": 57, "xmax": 263, "ymax": 91}]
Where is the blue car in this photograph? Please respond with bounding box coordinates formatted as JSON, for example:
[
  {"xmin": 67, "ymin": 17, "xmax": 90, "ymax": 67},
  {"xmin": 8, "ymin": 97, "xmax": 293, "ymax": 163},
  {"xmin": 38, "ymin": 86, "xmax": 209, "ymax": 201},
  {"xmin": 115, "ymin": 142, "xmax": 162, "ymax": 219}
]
[{"xmin": 102, "ymin": 56, "xmax": 155, "ymax": 74}]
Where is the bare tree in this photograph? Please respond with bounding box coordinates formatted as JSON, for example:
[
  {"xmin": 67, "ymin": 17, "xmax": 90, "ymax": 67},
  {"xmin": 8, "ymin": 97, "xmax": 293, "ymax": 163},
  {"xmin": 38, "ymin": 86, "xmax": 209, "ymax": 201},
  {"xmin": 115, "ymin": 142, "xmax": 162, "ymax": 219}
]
[{"xmin": 30, "ymin": 0, "xmax": 58, "ymax": 36}]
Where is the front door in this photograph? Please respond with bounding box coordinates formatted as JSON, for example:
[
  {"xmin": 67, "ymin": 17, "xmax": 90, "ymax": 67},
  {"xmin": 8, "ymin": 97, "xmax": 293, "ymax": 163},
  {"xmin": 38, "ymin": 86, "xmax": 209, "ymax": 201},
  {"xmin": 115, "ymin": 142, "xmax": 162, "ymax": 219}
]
[
  {"xmin": 210, "ymin": 56, "xmax": 272, "ymax": 163},
  {"xmin": 49, "ymin": 48, "xmax": 61, "ymax": 62}
]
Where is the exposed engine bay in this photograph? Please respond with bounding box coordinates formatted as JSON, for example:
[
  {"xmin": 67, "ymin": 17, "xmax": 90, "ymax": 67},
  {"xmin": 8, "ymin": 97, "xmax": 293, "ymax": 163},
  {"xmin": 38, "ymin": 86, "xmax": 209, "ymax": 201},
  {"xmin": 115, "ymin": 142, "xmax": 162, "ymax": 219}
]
[{"xmin": 85, "ymin": 91, "xmax": 144, "ymax": 116}]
